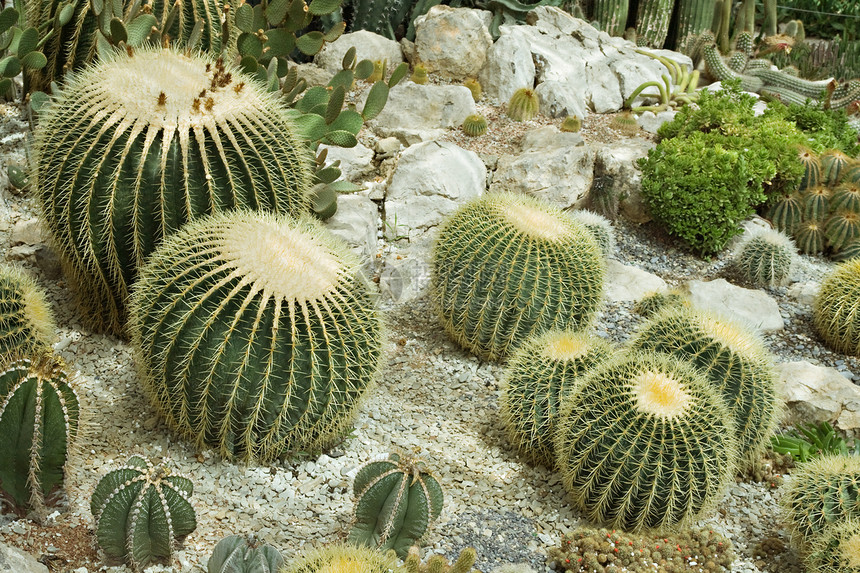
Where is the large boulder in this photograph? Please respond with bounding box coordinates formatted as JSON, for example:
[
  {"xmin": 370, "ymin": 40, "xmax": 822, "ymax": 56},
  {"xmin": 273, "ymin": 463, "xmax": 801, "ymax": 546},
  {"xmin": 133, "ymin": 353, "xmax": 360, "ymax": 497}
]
[
  {"xmin": 775, "ymin": 361, "xmax": 860, "ymax": 439},
  {"xmin": 478, "ymin": 32, "xmax": 536, "ymax": 105},
  {"xmin": 684, "ymin": 278, "xmax": 785, "ymax": 333},
  {"xmin": 314, "ymin": 30, "xmax": 404, "ymax": 75},
  {"xmin": 414, "ymin": 6, "xmax": 493, "ymax": 80}
]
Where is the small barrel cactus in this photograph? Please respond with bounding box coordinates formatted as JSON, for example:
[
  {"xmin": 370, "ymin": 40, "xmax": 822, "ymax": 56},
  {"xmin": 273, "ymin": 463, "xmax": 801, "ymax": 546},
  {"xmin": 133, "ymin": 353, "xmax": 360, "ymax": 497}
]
[
  {"xmin": 813, "ymin": 258, "xmax": 860, "ymax": 355},
  {"xmin": 91, "ymin": 455, "xmax": 196, "ymax": 571},
  {"xmin": 767, "ymin": 192, "xmax": 804, "ymax": 235},
  {"xmin": 831, "ymin": 182, "xmax": 860, "ymax": 213},
  {"xmin": 553, "ymin": 351, "xmax": 738, "ymax": 531},
  {"xmin": 410, "ymin": 64, "xmax": 428, "ymax": 84},
  {"xmin": 610, "ymin": 111, "xmax": 639, "ymax": 136},
  {"xmin": 731, "ymin": 228, "xmax": 796, "ymax": 287},
  {"xmin": 507, "ymin": 87, "xmax": 539, "ymax": 122},
  {"xmin": 431, "ymin": 192, "xmax": 605, "ymax": 360},
  {"xmin": 560, "ymin": 115, "xmax": 581, "ymax": 133},
  {"xmin": 794, "ymin": 220, "xmax": 825, "ymax": 255},
  {"xmin": 0, "ymin": 356, "xmax": 79, "ymax": 514},
  {"xmin": 798, "ymin": 147, "xmax": 822, "ymax": 191},
  {"xmin": 463, "ymin": 78, "xmax": 482, "ymax": 102},
  {"xmin": 285, "ymin": 542, "xmax": 399, "ymax": 573},
  {"xmin": 632, "ymin": 289, "xmax": 688, "ymax": 318},
  {"xmin": 129, "ymin": 210, "xmax": 383, "ymax": 461},
  {"xmin": 461, "ymin": 114, "xmax": 487, "ymax": 137},
  {"xmin": 404, "ymin": 546, "xmax": 478, "ymax": 573},
  {"xmin": 804, "ymin": 517, "xmax": 860, "ymax": 573},
  {"xmin": 348, "ymin": 453, "xmax": 444, "ymax": 558},
  {"xmin": 35, "ymin": 46, "xmax": 312, "ymax": 335},
  {"xmin": 834, "ymin": 238, "xmax": 860, "ymax": 261},
  {"xmin": 207, "ymin": 533, "xmax": 284, "ymax": 573},
  {"xmin": 500, "ymin": 330, "xmax": 613, "ymax": 465},
  {"xmin": 825, "ymin": 210, "xmax": 860, "ymax": 251},
  {"xmin": 569, "ymin": 209, "xmax": 616, "ymax": 259},
  {"xmin": 820, "ymin": 149, "xmax": 853, "ymax": 187},
  {"xmin": 0, "ymin": 264, "xmax": 55, "ymax": 357},
  {"xmin": 803, "ymin": 186, "xmax": 832, "ymax": 223}
]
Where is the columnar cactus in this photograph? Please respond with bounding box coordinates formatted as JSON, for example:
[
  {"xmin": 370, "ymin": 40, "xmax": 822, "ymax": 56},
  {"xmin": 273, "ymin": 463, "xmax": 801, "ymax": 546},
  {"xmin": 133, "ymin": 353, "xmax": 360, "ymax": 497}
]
[
  {"xmin": 35, "ymin": 46, "xmax": 313, "ymax": 335},
  {"xmin": 813, "ymin": 259, "xmax": 860, "ymax": 355},
  {"xmin": 804, "ymin": 517, "xmax": 860, "ymax": 573},
  {"xmin": 0, "ymin": 356, "xmax": 79, "ymax": 513},
  {"xmin": 348, "ymin": 453, "xmax": 444, "ymax": 558},
  {"xmin": 629, "ymin": 307, "xmax": 780, "ymax": 465},
  {"xmin": 553, "ymin": 351, "xmax": 738, "ymax": 531},
  {"xmin": 506, "ymin": 87, "xmax": 539, "ymax": 122},
  {"xmin": 633, "ymin": 0, "xmax": 673, "ymax": 48},
  {"xmin": 500, "ymin": 330, "xmax": 613, "ymax": 465},
  {"xmin": 0, "ymin": 264, "xmax": 55, "ymax": 357},
  {"xmin": 207, "ymin": 533, "xmax": 284, "ymax": 573},
  {"xmin": 431, "ymin": 192, "xmax": 605, "ymax": 360},
  {"xmin": 129, "ymin": 210, "xmax": 383, "ymax": 462},
  {"xmin": 285, "ymin": 542, "xmax": 400, "ymax": 573},
  {"xmin": 593, "ymin": 0, "xmax": 629, "ymax": 37},
  {"xmin": 731, "ymin": 228, "xmax": 796, "ymax": 287}
]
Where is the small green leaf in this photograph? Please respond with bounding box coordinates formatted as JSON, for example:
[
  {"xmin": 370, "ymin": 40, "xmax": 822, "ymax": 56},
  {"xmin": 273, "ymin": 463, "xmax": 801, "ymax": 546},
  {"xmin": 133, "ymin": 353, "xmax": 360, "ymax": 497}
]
[
  {"xmin": 328, "ymin": 109, "xmax": 363, "ymax": 134},
  {"xmin": 0, "ymin": 8, "xmax": 19, "ymax": 35},
  {"xmin": 294, "ymin": 112, "xmax": 327, "ymax": 142},
  {"xmin": 327, "ymin": 69, "xmax": 353, "ymax": 91},
  {"xmin": 387, "ymin": 62, "xmax": 408, "ymax": 88},
  {"xmin": 19, "ymin": 50, "xmax": 46, "ymax": 70},
  {"xmin": 324, "ymin": 129, "xmax": 357, "ymax": 147},
  {"xmin": 0, "ymin": 55, "xmax": 20, "ymax": 78},
  {"xmin": 28, "ymin": 90, "xmax": 50, "ymax": 113},
  {"xmin": 314, "ymin": 165, "xmax": 341, "ymax": 184},
  {"xmin": 295, "ymin": 31, "xmax": 323, "ymax": 55},
  {"xmin": 57, "ymin": 2, "xmax": 75, "ymax": 27},
  {"xmin": 239, "ymin": 54, "xmax": 258, "ymax": 74},
  {"xmin": 327, "ymin": 180, "xmax": 362, "ymax": 193},
  {"xmin": 237, "ymin": 32, "xmax": 263, "ymax": 59},
  {"xmin": 126, "ymin": 14, "xmax": 157, "ymax": 46},
  {"xmin": 310, "ymin": 184, "xmax": 338, "ymax": 219},
  {"xmin": 309, "ymin": 0, "xmax": 340, "ymax": 15},
  {"xmin": 109, "ymin": 17, "xmax": 127, "ymax": 44},
  {"xmin": 16, "ymin": 27, "xmax": 38, "ymax": 57},
  {"xmin": 322, "ymin": 20, "xmax": 345, "ymax": 42},
  {"xmin": 235, "ymin": 3, "xmax": 254, "ymax": 33},
  {"xmin": 266, "ymin": 0, "xmax": 289, "ymax": 26},
  {"xmin": 325, "ymin": 85, "xmax": 345, "ymax": 124},
  {"xmin": 342, "ymin": 46, "xmax": 356, "ymax": 70},
  {"xmin": 354, "ymin": 59, "xmax": 374, "ymax": 80},
  {"xmin": 295, "ymin": 85, "xmax": 329, "ymax": 113},
  {"xmin": 361, "ymin": 81, "xmax": 389, "ymax": 121},
  {"xmin": 264, "ymin": 28, "xmax": 295, "ymax": 58}
]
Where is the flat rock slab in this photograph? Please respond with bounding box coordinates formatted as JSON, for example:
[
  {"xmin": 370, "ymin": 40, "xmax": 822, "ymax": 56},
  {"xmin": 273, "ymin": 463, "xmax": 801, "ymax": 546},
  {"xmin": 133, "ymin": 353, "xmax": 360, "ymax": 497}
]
[
  {"xmin": 0, "ymin": 542, "xmax": 48, "ymax": 573},
  {"xmin": 604, "ymin": 260, "xmax": 667, "ymax": 302},
  {"xmin": 774, "ymin": 360, "xmax": 860, "ymax": 438},
  {"xmin": 684, "ymin": 278, "xmax": 784, "ymax": 333}
]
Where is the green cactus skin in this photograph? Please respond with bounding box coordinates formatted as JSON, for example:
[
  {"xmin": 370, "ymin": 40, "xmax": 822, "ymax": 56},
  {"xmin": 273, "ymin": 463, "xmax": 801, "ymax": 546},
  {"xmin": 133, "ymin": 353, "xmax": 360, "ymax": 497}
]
[
  {"xmin": 794, "ymin": 220, "xmax": 826, "ymax": 255},
  {"xmin": 611, "ymin": 111, "xmax": 639, "ymax": 136},
  {"xmin": 35, "ymin": 46, "xmax": 313, "ymax": 335},
  {"xmin": 784, "ymin": 19, "xmax": 806, "ymax": 44},
  {"xmin": 798, "ymin": 148, "xmax": 822, "ymax": 192},
  {"xmin": 500, "ymin": 330, "xmax": 613, "ymax": 466},
  {"xmin": 348, "ymin": 453, "xmax": 444, "ymax": 558},
  {"xmin": 553, "ymin": 351, "xmax": 738, "ymax": 531},
  {"xmin": 767, "ymin": 192, "xmax": 804, "ymax": 235},
  {"xmin": 91, "ymin": 455, "xmax": 196, "ymax": 571},
  {"xmin": 207, "ymin": 533, "xmax": 284, "ymax": 573},
  {"xmin": 632, "ymin": 290, "xmax": 687, "ymax": 318},
  {"xmin": 804, "ymin": 517, "xmax": 860, "ymax": 573},
  {"xmin": 735, "ymin": 30, "xmax": 755, "ymax": 59},
  {"xmin": 727, "ymin": 50, "xmax": 749, "ymax": 73},
  {"xmin": 703, "ymin": 43, "xmax": 763, "ymax": 92},
  {"xmin": 781, "ymin": 454, "xmax": 860, "ymax": 548},
  {"xmin": 803, "ymin": 186, "xmax": 832, "ymax": 223},
  {"xmin": 825, "ymin": 210, "xmax": 860, "ymax": 251},
  {"xmin": 831, "ymin": 183, "xmax": 860, "ymax": 214},
  {"xmin": 569, "ymin": 209, "xmax": 616, "ymax": 259},
  {"xmin": 0, "ymin": 356, "xmax": 79, "ymax": 514},
  {"xmin": 593, "ymin": 0, "xmax": 629, "ymax": 37},
  {"xmin": 129, "ymin": 210, "xmax": 383, "ymax": 462},
  {"xmin": 745, "ymin": 58, "xmax": 773, "ymax": 72},
  {"xmin": 843, "ymin": 162, "xmax": 860, "ymax": 186},
  {"xmin": 747, "ymin": 68, "xmax": 835, "ymax": 100},
  {"xmin": 634, "ymin": 0, "xmax": 673, "ymax": 48},
  {"xmin": 673, "ymin": 0, "xmax": 718, "ymax": 51},
  {"xmin": 813, "ymin": 259, "xmax": 860, "ymax": 355},
  {"xmin": 629, "ymin": 307, "xmax": 780, "ymax": 466},
  {"xmin": 0, "ymin": 264, "xmax": 55, "ymax": 358},
  {"xmin": 461, "ymin": 114, "xmax": 487, "ymax": 137},
  {"xmin": 463, "ymin": 78, "xmax": 482, "ymax": 102},
  {"xmin": 833, "ymin": 238, "xmax": 860, "ymax": 262},
  {"xmin": 410, "ymin": 65, "xmax": 428, "ymax": 85},
  {"xmin": 732, "ymin": 228, "xmax": 796, "ymax": 287},
  {"xmin": 430, "ymin": 192, "xmax": 605, "ymax": 361},
  {"xmin": 285, "ymin": 542, "xmax": 400, "ymax": 573},
  {"xmin": 404, "ymin": 546, "xmax": 478, "ymax": 573},
  {"xmin": 821, "ymin": 149, "xmax": 853, "ymax": 187},
  {"xmin": 560, "ymin": 115, "xmax": 581, "ymax": 133},
  {"xmin": 506, "ymin": 87, "xmax": 539, "ymax": 122}
]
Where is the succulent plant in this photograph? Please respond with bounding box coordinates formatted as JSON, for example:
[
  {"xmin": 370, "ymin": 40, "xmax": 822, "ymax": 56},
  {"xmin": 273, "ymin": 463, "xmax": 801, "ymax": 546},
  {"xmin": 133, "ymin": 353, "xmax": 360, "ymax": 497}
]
[
  {"xmin": 129, "ymin": 209, "xmax": 384, "ymax": 462},
  {"xmin": 834, "ymin": 238, "xmax": 860, "ymax": 262},
  {"xmin": 794, "ymin": 220, "xmax": 825, "ymax": 255},
  {"xmin": 611, "ymin": 110, "xmax": 639, "ymax": 135},
  {"xmin": 767, "ymin": 192, "xmax": 804, "ymax": 235},
  {"xmin": 501, "ymin": 330, "xmax": 613, "ymax": 466},
  {"xmin": 632, "ymin": 0, "xmax": 672, "ymax": 48},
  {"xmin": 593, "ymin": 0, "xmax": 629, "ymax": 37},
  {"xmin": 831, "ymin": 182, "xmax": 860, "ymax": 213},
  {"xmin": 825, "ymin": 210, "xmax": 860, "ymax": 251},
  {"xmin": 348, "ymin": 453, "xmax": 444, "ymax": 558},
  {"xmin": 285, "ymin": 542, "xmax": 400, "ymax": 573},
  {"xmin": 0, "ymin": 5, "xmax": 50, "ymax": 99},
  {"xmin": 803, "ymin": 186, "xmax": 832, "ymax": 222},
  {"xmin": 35, "ymin": 46, "xmax": 313, "ymax": 335},
  {"xmin": 0, "ymin": 356, "xmax": 78, "ymax": 514},
  {"xmin": 798, "ymin": 147, "xmax": 822, "ymax": 191},
  {"xmin": 771, "ymin": 421, "xmax": 858, "ymax": 463},
  {"xmin": 732, "ymin": 228, "xmax": 796, "ymax": 287},
  {"xmin": 462, "ymin": 78, "xmax": 481, "ymax": 102},
  {"xmin": 821, "ymin": 149, "xmax": 853, "ymax": 187},
  {"xmin": 0, "ymin": 264, "xmax": 55, "ymax": 358},
  {"xmin": 554, "ymin": 351, "xmax": 738, "ymax": 531},
  {"xmin": 813, "ymin": 258, "xmax": 860, "ymax": 355},
  {"xmin": 569, "ymin": 209, "xmax": 616, "ymax": 259},
  {"xmin": 632, "ymin": 289, "xmax": 687, "ymax": 318},
  {"xmin": 91, "ymin": 455, "xmax": 196, "ymax": 571},
  {"xmin": 506, "ymin": 87, "xmax": 539, "ymax": 122},
  {"xmin": 431, "ymin": 192, "xmax": 605, "ymax": 361},
  {"xmin": 410, "ymin": 64, "xmax": 428, "ymax": 85},
  {"xmin": 804, "ymin": 517, "xmax": 860, "ymax": 573},
  {"xmin": 461, "ymin": 114, "xmax": 487, "ymax": 137},
  {"xmin": 403, "ymin": 546, "xmax": 479, "ymax": 573},
  {"xmin": 629, "ymin": 307, "xmax": 780, "ymax": 465},
  {"xmin": 207, "ymin": 533, "xmax": 284, "ymax": 573},
  {"xmin": 560, "ymin": 115, "xmax": 581, "ymax": 132}
]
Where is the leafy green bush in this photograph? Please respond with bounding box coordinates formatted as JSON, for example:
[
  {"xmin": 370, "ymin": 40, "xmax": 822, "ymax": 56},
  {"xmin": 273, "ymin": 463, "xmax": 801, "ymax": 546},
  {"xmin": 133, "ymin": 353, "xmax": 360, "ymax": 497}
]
[
  {"xmin": 763, "ymin": 100, "xmax": 860, "ymax": 156},
  {"xmin": 778, "ymin": 0, "xmax": 860, "ymax": 41}
]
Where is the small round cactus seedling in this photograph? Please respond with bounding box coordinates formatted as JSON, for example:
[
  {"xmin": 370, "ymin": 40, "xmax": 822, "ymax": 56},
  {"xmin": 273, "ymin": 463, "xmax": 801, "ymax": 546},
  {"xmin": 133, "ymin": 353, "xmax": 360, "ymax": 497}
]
[
  {"xmin": 804, "ymin": 517, "xmax": 860, "ymax": 573},
  {"xmin": 560, "ymin": 115, "xmax": 581, "ymax": 132},
  {"xmin": 207, "ymin": 533, "xmax": 284, "ymax": 573},
  {"xmin": 507, "ymin": 87, "xmax": 539, "ymax": 122},
  {"xmin": 463, "ymin": 78, "xmax": 482, "ymax": 102},
  {"xmin": 732, "ymin": 228, "xmax": 796, "ymax": 287},
  {"xmin": 0, "ymin": 264, "xmax": 55, "ymax": 358},
  {"xmin": 611, "ymin": 111, "xmax": 639, "ymax": 136},
  {"xmin": 814, "ymin": 258, "xmax": 860, "ymax": 355},
  {"xmin": 632, "ymin": 289, "xmax": 687, "ymax": 318},
  {"xmin": 285, "ymin": 542, "xmax": 399, "ymax": 573},
  {"xmin": 569, "ymin": 209, "xmax": 616, "ymax": 259},
  {"xmin": 410, "ymin": 64, "xmax": 428, "ymax": 84},
  {"xmin": 461, "ymin": 114, "xmax": 488, "ymax": 137}
]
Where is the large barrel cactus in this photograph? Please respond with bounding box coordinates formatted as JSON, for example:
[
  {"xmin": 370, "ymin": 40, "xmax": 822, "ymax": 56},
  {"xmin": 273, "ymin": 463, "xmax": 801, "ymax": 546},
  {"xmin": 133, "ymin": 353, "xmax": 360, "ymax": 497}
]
[
  {"xmin": 0, "ymin": 264, "xmax": 55, "ymax": 358},
  {"xmin": 129, "ymin": 210, "xmax": 383, "ymax": 462},
  {"xmin": 35, "ymin": 46, "xmax": 313, "ymax": 335},
  {"xmin": 814, "ymin": 258, "xmax": 860, "ymax": 355},
  {"xmin": 431, "ymin": 192, "xmax": 605, "ymax": 361},
  {"xmin": 553, "ymin": 351, "xmax": 738, "ymax": 531}
]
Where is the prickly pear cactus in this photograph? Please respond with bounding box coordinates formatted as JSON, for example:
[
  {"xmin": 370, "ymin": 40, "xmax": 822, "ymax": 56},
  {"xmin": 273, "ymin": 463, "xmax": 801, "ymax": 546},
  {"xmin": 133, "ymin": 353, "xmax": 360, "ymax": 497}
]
[
  {"xmin": 506, "ymin": 87, "xmax": 539, "ymax": 122},
  {"xmin": 804, "ymin": 517, "xmax": 860, "ymax": 573},
  {"xmin": 35, "ymin": 46, "xmax": 313, "ymax": 335},
  {"xmin": 431, "ymin": 192, "xmax": 605, "ymax": 361},
  {"xmin": 207, "ymin": 533, "xmax": 284, "ymax": 573},
  {"xmin": 553, "ymin": 351, "xmax": 738, "ymax": 531},
  {"xmin": 732, "ymin": 228, "xmax": 796, "ymax": 287},
  {"xmin": 0, "ymin": 264, "xmax": 55, "ymax": 357},
  {"xmin": 814, "ymin": 258, "xmax": 860, "ymax": 355},
  {"xmin": 129, "ymin": 210, "xmax": 383, "ymax": 462},
  {"xmin": 348, "ymin": 453, "xmax": 444, "ymax": 558},
  {"xmin": 0, "ymin": 356, "xmax": 78, "ymax": 514},
  {"xmin": 285, "ymin": 542, "xmax": 400, "ymax": 573},
  {"xmin": 91, "ymin": 455, "xmax": 196, "ymax": 571}
]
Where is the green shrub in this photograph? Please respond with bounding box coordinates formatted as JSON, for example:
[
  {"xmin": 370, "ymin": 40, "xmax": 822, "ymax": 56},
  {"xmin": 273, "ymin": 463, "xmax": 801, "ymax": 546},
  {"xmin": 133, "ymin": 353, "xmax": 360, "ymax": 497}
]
[{"xmin": 763, "ymin": 101, "xmax": 860, "ymax": 156}]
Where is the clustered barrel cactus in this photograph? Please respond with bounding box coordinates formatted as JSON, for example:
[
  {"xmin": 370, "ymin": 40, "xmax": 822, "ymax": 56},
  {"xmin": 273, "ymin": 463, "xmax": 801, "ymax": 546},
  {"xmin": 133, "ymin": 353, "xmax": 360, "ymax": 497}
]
[
  {"xmin": 0, "ymin": 264, "xmax": 55, "ymax": 357},
  {"xmin": 814, "ymin": 258, "xmax": 860, "ymax": 355}
]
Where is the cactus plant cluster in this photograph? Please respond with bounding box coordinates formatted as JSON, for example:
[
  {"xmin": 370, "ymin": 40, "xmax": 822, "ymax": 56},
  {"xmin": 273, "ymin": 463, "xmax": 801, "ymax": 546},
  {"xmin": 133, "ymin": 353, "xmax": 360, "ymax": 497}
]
[
  {"xmin": 403, "ymin": 546, "xmax": 479, "ymax": 573},
  {"xmin": 285, "ymin": 542, "xmax": 400, "ymax": 573}
]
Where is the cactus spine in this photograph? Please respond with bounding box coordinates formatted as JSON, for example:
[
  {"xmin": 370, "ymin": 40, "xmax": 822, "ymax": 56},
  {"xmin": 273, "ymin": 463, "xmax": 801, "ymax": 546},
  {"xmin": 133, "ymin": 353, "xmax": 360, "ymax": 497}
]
[
  {"xmin": 506, "ymin": 87, "xmax": 539, "ymax": 122},
  {"xmin": 732, "ymin": 228, "xmax": 796, "ymax": 287},
  {"xmin": 285, "ymin": 542, "xmax": 400, "ymax": 573},
  {"xmin": 348, "ymin": 453, "xmax": 444, "ymax": 558},
  {"xmin": 821, "ymin": 150, "xmax": 853, "ymax": 187},
  {"xmin": 804, "ymin": 517, "xmax": 860, "ymax": 573},
  {"xmin": 431, "ymin": 192, "xmax": 605, "ymax": 361},
  {"xmin": 569, "ymin": 209, "xmax": 616, "ymax": 259},
  {"xmin": 825, "ymin": 210, "xmax": 860, "ymax": 251},
  {"xmin": 35, "ymin": 46, "xmax": 313, "ymax": 335},
  {"xmin": 767, "ymin": 192, "xmax": 804, "ymax": 235},
  {"xmin": 129, "ymin": 210, "xmax": 383, "ymax": 462},
  {"xmin": 91, "ymin": 455, "xmax": 196, "ymax": 571},
  {"xmin": 813, "ymin": 259, "xmax": 860, "ymax": 355},
  {"xmin": 0, "ymin": 264, "xmax": 55, "ymax": 358},
  {"xmin": 794, "ymin": 220, "xmax": 825, "ymax": 255},
  {"xmin": 207, "ymin": 533, "xmax": 285, "ymax": 573},
  {"xmin": 461, "ymin": 114, "xmax": 487, "ymax": 137},
  {"xmin": 0, "ymin": 356, "xmax": 79, "ymax": 514},
  {"xmin": 560, "ymin": 115, "xmax": 581, "ymax": 133}
]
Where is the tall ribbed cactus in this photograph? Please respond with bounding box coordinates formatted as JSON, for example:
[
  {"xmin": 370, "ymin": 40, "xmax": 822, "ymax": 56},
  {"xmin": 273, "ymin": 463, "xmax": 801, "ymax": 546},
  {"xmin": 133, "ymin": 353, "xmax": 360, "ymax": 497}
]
[
  {"xmin": 91, "ymin": 455, "xmax": 196, "ymax": 571},
  {"xmin": 0, "ymin": 264, "xmax": 55, "ymax": 358},
  {"xmin": 813, "ymin": 259, "xmax": 860, "ymax": 355},
  {"xmin": 129, "ymin": 210, "xmax": 383, "ymax": 462},
  {"xmin": 634, "ymin": 0, "xmax": 674, "ymax": 48},
  {"xmin": 553, "ymin": 351, "xmax": 738, "ymax": 531},
  {"xmin": 35, "ymin": 46, "xmax": 313, "ymax": 335},
  {"xmin": 593, "ymin": 0, "xmax": 629, "ymax": 37},
  {"xmin": 672, "ymin": 0, "xmax": 717, "ymax": 49},
  {"xmin": 0, "ymin": 356, "xmax": 78, "ymax": 514},
  {"xmin": 431, "ymin": 192, "xmax": 605, "ymax": 361},
  {"xmin": 207, "ymin": 534, "xmax": 284, "ymax": 573},
  {"xmin": 348, "ymin": 453, "xmax": 444, "ymax": 558}
]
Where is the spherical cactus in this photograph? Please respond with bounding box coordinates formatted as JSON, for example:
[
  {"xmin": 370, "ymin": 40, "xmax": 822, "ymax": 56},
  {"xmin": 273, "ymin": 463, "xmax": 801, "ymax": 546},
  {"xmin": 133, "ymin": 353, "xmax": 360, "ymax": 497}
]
[
  {"xmin": 820, "ymin": 149, "xmax": 853, "ymax": 187},
  {"xmin": 833, "ymin": 238, "xmax": 860, "ymax": 261},
  {"xmin": 767, "ymin": 192, "xmax": 804, "ymax": 235},
  {"xmin": 610, "ymin": 111, "xmax": 639, "ymax": 136},
  {"xmin": 804, "ymin": 517, "xmax": 860, "ymax": 573},
  {"xmin": 410, "ymin": 64, "xmax": 428, "ymax": 84},
  {"xmin": 207, "ymin": 533, "xmax": 285, "ymax": 573},
  {"xmin": 831, "ymin": 182, "xmax": 860, "ymax": 213},
  {"xmin": 90, "ymin": 455, "xmax": 196, "ymax": 571},
  {"xmin": 463, "ymin": 78, "xmax": 482, "ymax": 102},
  {"xmin": 404, "ymin": 546, "xmax": 478, "ymax": 573},
  {"xmin": 0, "ymin": 264, "xmax": 55, "ymax": 358},
  {"xmin": 632, "ymin": 289, "xmax": 687, "ymax": 318},
  {"xmin": 794, "ymin": 220, "xmax": 825, "ymax": 255},
  {"xmin": 553, "ymin": 351, "xmax": 738, "ymax": 531},
  {"xmin": 813, "ymin": 259, "xmax": 860, "ymax": 355},
  {"xmin": 731, "ymin": 228, "xmax": 796, "ymax": 287},
  {"xmin": 461, "ymin": 114, "xmax": 487, "ymax": 137},
  {"xmin": 803, "ymin": 186, "xmax": 832, "ymax": 222},
  {"xmin": 798, "ymin": 147, "xmax": 821, "ymax": 191},
  {"xmin": 628, "ymin": 307, "xmax": 780, "ymax": 465},
  {"xmin": 825, "ymin": 210, "xmax": 860, "ymax": 251},
  {"xmin": 0, "ymin": 356, "xmax": 79, "ymax": 514},
  {"xmin": 506, "ymin": 87, "xmax": 539, "ymax": 122},
  {"xmin": 35, "ymin": 46, "xmax": 313, "ymax": 335},
  {"xmin": 285, "ymin": 542, "xmax": 400, "ymax": 573},
  {"xmin": 560, "ymin": 115, "xmax": 582, "ymax": 133},
  {"xmin": 431, "ymin": 192, "xmax": 605, "ymax": 360},
  {"xmin": 129, "ymin": 210, "xmax": 383, "ymax": 462},
  {"xmin": 348, "ymin": 453, "xmax": 444, "ymax": 558},
  {"xmin": 569, "ymin": 209, "xmax": 616, "ymax": 259},
  {"xmin": 500, "ymin": 330, "xmax": 613, "ymax": 466}
]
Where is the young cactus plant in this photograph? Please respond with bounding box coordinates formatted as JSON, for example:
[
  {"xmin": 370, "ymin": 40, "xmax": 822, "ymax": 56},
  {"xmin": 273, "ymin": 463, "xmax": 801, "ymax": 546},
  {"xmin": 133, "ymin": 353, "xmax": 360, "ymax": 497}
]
[
  {"xmin": 129, "ymin": 210, "xmax": 384, "ymax": 462},
  {"xmin": 91, "ymin": 455, "xmax": 196, "ymax": 571},
  {"xmin": 207, "ymin": 533, "xmax": 284, "ymax": 573},
  {"xmin": 632, "ymin": 289, "xmax": 687, "ymax": 318},
  {"xmin": 813, "ymin": 258, "xmax": 860, "ymax": 355},
  {"xmin": 560, "ymin": 115, "xmax": 581, "ymax": 133},
  {"xmin": 348, "ymin": 453, "xmax": 444, "ymax": 558},
  {"xmin": 0, "ymin": 264, "xmax": 55, "ymax": 357},
  {"xmin": 506, "ymin": 87, "xmax": 539, "ymax": 122},
  {"xmin": 569, "ymin": 209, "xmax": 616, "ymax": 259},
  {"xmin": 731, "ymin": 228, "xmax": 796, "ymax": 287},
  {"xmin": 410, "ymin": 64, "xmax": 428, "ymax": 84},
  {"xmin": 403, "ymin": 546, "xmax": 479, "ymax": 573},
  {"xmin": 0, "ymin": 356, "xmax": 79, "ymax": 515},
  {"xmin": 462, "ymin": 78, "xmax": 482, "ymax": 102},
  {"xmin": 285, "ymin": 542, "xmax": 400, "ymax": 573},
  {"xmin": 461, "ymin": 114, "xmax": 487, "ymax": 137}
]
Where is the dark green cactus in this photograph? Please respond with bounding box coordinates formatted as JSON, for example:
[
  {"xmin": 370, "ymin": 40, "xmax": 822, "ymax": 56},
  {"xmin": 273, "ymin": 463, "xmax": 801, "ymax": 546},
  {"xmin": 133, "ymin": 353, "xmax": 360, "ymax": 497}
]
[
  {"xmin": 767, "ymin": 192, "xmax": 804, "ymax": 234},
  {"xmin": 348, "ymin": 453, "xmax": 444, "ymax": 558},
  {"xmin": 732, "ymin": 228, "xmax": 796, "ymax": 287},
  {"xmin": 821, "ymin": 149, "xmax": 853, "ymax": 187},
  {"xmin": 0, "ymin": 264, "xmax": 55, "ymax": 357},
  {"xmin": 91, "ymin": 455, "xmax": 196, "ymax": 571},
  {"xmin": 832, "ymin": 182, "xmax": 860, "ymax": 213},
  {"xmin": 569, "ymin": 209, "xmax": 616, "ymax": 259},
  {"xmin": 0, "ymin": 356, "xmax": 79, "ymax": 514},
  {"xmin": 794, "ymin": 220, "xmax": 826, "ymax": 255},
  {"xmin": 813, "ymin": 258, "xmax": 860, "ymax": 355},
  {"xmin": 506, "ymin": 87, "xmax": 539, "ymax": 122},
  {"xmin": 129, "ymin": 209, "xmax": 383, "ymax": 462},
  {"xmin": 634, "ymin": 0, "xmax": 673, "ymax": 48},
  {"xmin": 285, "ymin": 542, "xmax": 400, "ymax": 573},
  {"xmin": 803, "ymin": 186, "xmax": 832, "ymax": 222},
  {"xmin": 825, "ymin": 210, "xmax": 860, "ymax": 251},
  {"xmin": 461, "ymin": 113, "xmax": 487, "ymax": 137},
  {"xmin": 834, "ymin": 238, "xmax": 860, "ymax": 262},
  {"xmin": 207, "ymin": 533, "xmax": 284, "ymax": 573},
  {"xmin": 593, "ymin": 0, "xmax": 629, "ymax": 37},
  {"xmin": 804, "ymin": 517, "xmax": 860, "ymax": 573},
  {"xmin": 672, "ymin": 0, "xmax": 718, "ymax": 51}
]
